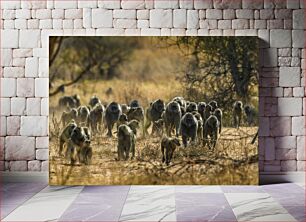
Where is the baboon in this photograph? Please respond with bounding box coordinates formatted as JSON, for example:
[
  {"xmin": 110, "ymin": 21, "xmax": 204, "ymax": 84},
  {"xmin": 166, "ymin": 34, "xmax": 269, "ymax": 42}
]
[
  {"xmin": 163, "ymin": 101, "xmax": 182, "ymax": 137},
  {"xmin": 186, "ymin": 102, "xmax": 198, "ymax": 113},
  {"xmin": 121, "ymin": 104, "xmax": 130, "ymax": 115},
  {"xmin": 180, "ymin": 112, "xmax": 198, "ymax": 148},
  {"xmin": 152, "ymin": 118, "xmax": 165, "ymax": 137},
  {"xmin": 172, "ymin": 96, "xmax": 187, "ymax": 115},
  {"xmin": 79, "ymin": 127, "xmax": 92, "ymax": 165},
  {"xmin": 197, "ymin": 102, "xmax": 207, "ymax": 120},
  {"xmin": 89, "ymin": 95, "xmax": 101, "ymax": 108},
  {"xmin": 117, "ymin": 114, "xmax": 128, "ymax": 130},
  {"xmin": 214, "ymin": 108, "xmax": 223, "ymax": 134},
  {"xmin": 88, "ymin": 103, "xmax": 105, "ymax": 134},
  {"xmin": 130, "ymin": 100, "xmax": 140, "ymax": 108},
  {"xmin": 208, "ymin": 100, "xmax": 218, "ymax": 112},
  {"xmin": 161, "ymin": 137, "xmax": 181, "ymax": 165},
  {"xmin": 104, "ymin": 102, "xmax": 122, "ymax": 137},
  {"xmin": 233, "ymin": 101, "xmax": 243, "ymax": 128},
  {"xmin": 117, "ymin": 124, "xmax": 135, "ymax": 161},
  {"xmin": 61, "ymin": 108, "xmax": 78, "ymax": 128},
  {"xmin": 244, "ymin": 105, "xmax": 257, "ymax": 126},
  {"xmin": 144, "ymin": 99, "xmax": 165, "ymax": 135},
  {"xmin": 203, "ymin": 104, "xmax": 213, "ymax": 124},
  {"xmin": 77, "ymin": 106, "xmax": 90, "ymax": 126},
  {"xmin": 58, "ymin": 94, "xmax": 81, "ymax": 109},
  {"xmin": 128, "ymin": 120, "xmax": 140, "ymax": 136},
  {"xmin": 59, "ymin": 121, "xmax": 77, "ymax": 156},
  {"xmin": 203, "ymin": 115, "xmax": 219, "ymax": 149},
  {"xmin": 192, "ymin": 111, "xmax": 203, "ymax": 143}
]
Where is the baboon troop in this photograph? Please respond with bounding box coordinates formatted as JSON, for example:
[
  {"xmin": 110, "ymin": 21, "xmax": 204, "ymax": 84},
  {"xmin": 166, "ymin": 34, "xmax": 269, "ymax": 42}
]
[{"xmin": 58, "ymin": 94, "xmax": 256, "ymax": 166}]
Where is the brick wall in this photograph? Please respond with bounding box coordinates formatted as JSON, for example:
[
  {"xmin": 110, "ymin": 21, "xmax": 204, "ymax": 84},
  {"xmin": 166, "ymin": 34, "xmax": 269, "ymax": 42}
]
[{"xmin": 0, "ymin": 0, "xmax": 305, "ymax": 172}]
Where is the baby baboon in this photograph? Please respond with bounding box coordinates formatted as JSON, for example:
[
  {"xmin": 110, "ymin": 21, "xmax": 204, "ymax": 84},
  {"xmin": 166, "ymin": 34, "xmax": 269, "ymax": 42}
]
[
  {"xmin": 88, "ymin": 103, "xmax": 105, "ymax": 134},
  {"xmin": 61, "ymin": 108, "xmax": 78, "ymax": 128},
  {"xmin": 130, "ymin": 100, "xmax": 140, "ymax": 109},
  {"xmin": 161, "ymin": 136, "xmax": 181, "ymax": 165},
  {"xmin": 58, "ymin": 94, "xmax": 81, "ymax": 109},
  {"xmin": 186, "ymin": 102, "xmax": 198, "ymax": 113},
  {"xmin": 203, "ymin": 104, "xmax": 213, "ymax": 124},
  {"xmin": 180, "ymin": 112, "xmax": 198, "ymax": 148},
  {"xmin": 213, "ymin": 108, "xmax": 223, "ymax": 134},
  {"xmin": 197, "ymin": 102, "xmax": 207, "ymax": 120},
  {"xmin": 89, "ymin": 95, "xmax": 101, "ymax": 108},
  {"xmin": 233, "ymin": 101, "xmax": 243, "ymax": 128},
  {"xmin": 128, "ymin": 120, "xmax": 140, "ymax": 136},
  {"xmin": 192, "ymin": 112, "xmax": 203, "ymax": 143},
  {"xmin": 121, "ymin": 104, "xmax": 130, "ymax": 115},
  {"xmin": 203, "ymin": 115, "xmax": 219, "ymax": 149},
  {"xmin": 208, "ymin": 100, "xmax": 218, "ymax": 112},
  {"xmin": 117, "ymin": 114, "xmax": 128, "ymax": 130},
  {"xmin": 163, "ymin": 101, "xmax": 182, "ymax": 137},
  {"xmin": 104, "ymin": 102, "xmax": 122, "ymax": 137},
  {"xmin": 77, "ymin": 106, "xmax": 90, "ymax": 126},
  {"xmin": 152, "ymin": 118, "xmax": 165, "ymax": 137},
  {"xmin": 144, "ymin": 99, "xmax": 165, "ymax": 135},
  {"xmin": 59, "ymin": 121, "xmax": 77, "ymax": 156},
  {"xmin": 117, "ymin": 124, "xmax": 135, "ymax": 161},
  {"xmin": 244, "ymin": 105, "xmax": 257, "ymax": 126}
]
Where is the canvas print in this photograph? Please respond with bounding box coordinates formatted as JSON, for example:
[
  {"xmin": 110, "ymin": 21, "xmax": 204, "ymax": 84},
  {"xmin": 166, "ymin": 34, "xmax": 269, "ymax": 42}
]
[{"xmin": 49, "ymin": 36, "xmax": 259, "ymax": 185}]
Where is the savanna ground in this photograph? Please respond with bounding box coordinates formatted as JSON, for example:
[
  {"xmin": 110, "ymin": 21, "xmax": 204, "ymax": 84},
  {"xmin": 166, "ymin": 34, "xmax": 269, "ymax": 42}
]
[{"xmin": 49, "ymin": 78, "xmax": 258, "ymax": 185}]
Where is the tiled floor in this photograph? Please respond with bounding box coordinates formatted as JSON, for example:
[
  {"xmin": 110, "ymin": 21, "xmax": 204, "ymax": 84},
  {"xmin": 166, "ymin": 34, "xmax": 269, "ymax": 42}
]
[{"xmin": 1, "ymin": 182, "xmax": 304, "ymax": 221}]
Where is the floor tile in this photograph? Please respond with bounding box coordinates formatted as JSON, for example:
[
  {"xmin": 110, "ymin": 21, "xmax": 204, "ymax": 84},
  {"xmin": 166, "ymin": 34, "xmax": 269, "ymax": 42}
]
[
  {"xmin": 1, "ymin": 182, "xmax": 47, "ymax": 194},
  {"xmin": 283, "ymin": 205, "xmax": 305, "ymax": 222},
  {"xmin": 119, "ymin": 186, "xmax": 176, "ymax": 222},
  {"xmin": 81, "ymin": 185, "xmax": 130, "ymax": 193},
  {"xmin": 2, "ymin": 186, "xmax": 84, "ymax": 221},
  {"xmin": 175, "ymin": 185, "xmax": 222, "ymax": 193},
  {"xmin": 225, "ymin": 193, "xmax": 297, "ymax": 221},
  {"xmin": 262, "ymin": 183, "xmax": 304, "ymax": 194},
  {"xmin": 270, "ymin": 192, "xmax": 305, "ymax": 206},
  {"xmin": 176, "ymin": 193, "xmax": 237, "ymax": 222},
  {"xmin": 222, "ymin": 185, "xmax": 264, "ymax": 193}
]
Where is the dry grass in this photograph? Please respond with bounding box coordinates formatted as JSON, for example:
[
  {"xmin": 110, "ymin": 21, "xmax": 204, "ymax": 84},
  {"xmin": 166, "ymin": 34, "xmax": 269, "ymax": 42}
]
[{"xmin": 49, "ymin": 79, "xmax": 258, "ymax": 185}]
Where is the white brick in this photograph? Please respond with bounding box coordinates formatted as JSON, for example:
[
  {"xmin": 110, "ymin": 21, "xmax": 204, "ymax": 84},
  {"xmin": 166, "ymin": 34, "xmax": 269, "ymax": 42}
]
[
  {"xmin": 137, "ymin": 10, "xmax": 149, "ymax": 19},
  {"xmin": 279, "ymin": 67, "xmax": 301, "ymax": 87},
  {"xmin": 161, "ymin": 28, "xmax": 171, "ymax": 36},
  {"xmin": 114, "ymin": 9, "xmax": 136, "ymax": 18},
  {"xmin": 35, "ymin": 9, "xmax": 51, "ymax": 19},
  {"xmin": 26, "ymin": 98, "xmax": 41, "ymax": 116},
  {"xmin": 35, "ymin": 78, "xmax": 48, "ymax": 97},
  {"xmin": 15, "ymin": 19, "xmax": 27, "ymax": 29},
  {"xmin": 150, "ymin": 9, "xmax": 172, "ymax": 28},
  {"xmin": 154, "ymin": 0, "xmax": 178, "ymax": 8},
  {"xmin": 140, "ymin": 28, "xmax": 161, "ymax": 36},
  {"xmin": 36, "ymin": 149, "xmax": 48, "ymax": 160},
  {"xmin": 275, "ymin": 136, "xmax": 297, "ymax": 149},
  {"xmin": 232, "ymin": 19, "xmax": 249, "ymax": 29},
  {"xmin": 3, "ymin": 67, "xmax": 24, "ymax": 78},
  {"xmin": 28, "ymin": 160, "xmax": 41, "ymax": 171},
  {"xmin": 83, "ymin": 8, "xmax": 92, "ymax": 28},
  {"xmin": 236, "ymin": 9, "xmax": 254, "ymax": 19},
  {"xmin": 19, "ymin": 30, "xmax": 41, "ymax": 48},
  {"xmin": 186, "ymin": 29, "xmax": 198, "ymax": 36},
  {"xmin": 39, "ymin": 19, "xmax": 52, "ymax": 29},
  {"xmin": 258, "ymin": 29, "xmax": 269, "ymax": 48},
  {"xmin": 171, "ymin": 28, "xmax": 186, "ymax": 36},
  {"xmin": 1, "ymin": 98, "xmax": 11, "ymax": 116},
  {"xmin": 36, "ymin": 137, "xmax": 49, "ymax": 149},
  {"xmin": 1, "ymin": 117, "xmax": 7, "ymax": 136},
  {"xmin": 1, "ymin": 78, "xmax": 16, "ymax": 97},
  {"xmin": 12, "ymin": 58, "xmax": 25, "ymax": 68},
  {"xmin": 2, "ymin": 10, "xmax": 16, "ymax": 19},
  {"xmin": 264, "ymin": 48, "xmax": 277, "ymax": 67},
  {"xmin": 15, "ymin": 9, "xmax": 31, "ymax": 19},
  {"xmin": 264, "ymin": 138, "xmax": 275, "ymax": 160},
  {"xmin": 5, "ymin": 136, "xmax": 35, "ymax": 161},
  {"xmin": 195, "ymin": 0, "xmax": 212, "ymax": 9},
  {"xmin": 96, "ymin": 28, "xmax": 124, "ymax": 35},
  {"xmin": 41, "ymin": 161, "xmax": 49, "ymax": 171},
  {"xmin": 114, "ymin": 19, "xmax": 137, "ymax": 28},
  {"xmin": 11, "ymin": 98, "xmax": 26, "ymax": 115},
  {"xmin": 180, "ymin": 0, "xmax": 193, "ymax": 8},
  {"xmin": 74, "ymin": 19, "xmax": 83, "ymax": 29},
  {"xmin": 21, "ymin": 1, "xmax": 46, "ymax": 9},
  {"xmin": 297, "ymin": 136, "xmax": 305, "ymax": 161},
  {"xmin": 137, "ymin": 20, "xmax": 149, "ymax": 28},
  {"xmin": 210, "ymin": 29, "xmax": 223, "ymax": 36},
  {"xmin": 121, "ymin": 0, "xmax": 145, "ymax": 9},
  {"xmin": 278, "ymin": 98, "xmax": 302, "ymax": 116},
  {"xmin": 292, "ymin": 30, "xmax": 305, "ymax": 48},
  {"xmin": 200, "ymin": 19, "xmax": 217, "ymax": 29},
  {"xmin": 125, "ymin": 28, "xmax": 141, "ymax": 36},
  {"xmin": 242, "ymin": 0, "xmax": 263, "ymax": 9},
  {"xmin": 9, "ymin": 161, "xmax": 27, "ymax": 171},
  {"xmin": 52, "ymin": 9, "xmax": 64, "ymax": 18},
  {"xmin": 293, "ymin": 87, "xmax": 305, "ymax": 97},
  {"xmin": 223, "ymin": 9, "xmax": 235, "ymax": 19},
  {"xmin": 17, "ymin": 78, "xmax": 34, "ymax": 97},
  {"xmin": 92, "ymin": 9, "xmax": 113, "ymax": 28},
  {"xmin": 4, "ymin": 20, "xmax": 15, "ymax": 29},
  {"xmin": 270, "ymin": 29, "xmax": 292, "ymax": 48},
  {"xmin": 63, "ymin": 20, "xmax": 74, "ymax": 29},
  {"xmin": 214, "ymin": 0, "xmax": 241, "ymax": 9},
  {"xmin": 25, "ymin": 57, "xmax": 38, "ymax": 77},
  {"xmin": 65, "ymin": 9, "xmax": 82, "ymax": 19},
  {"xmin": 27, "ymin": 19, "xmax": 39, "ymax": 29},
  {"xmin": 1, "ymin": 49, "xmax": 13, "ymax": 67},
  {"xmin": 78, "ymin": 0, "xmax": 97, "ymax": 8},
  {"xmin": 7, "ymin": 116, "xmax": 20, "ymax": 136},
  {"xmin": 173, "ymin": 9, "xmax": 187, "ymax": 28},
  {"xmin": 292, "ymin": 116, "xmax": 305, "ymax": 135},
  {"xmin": 293, "ymin": 9, "xmax": 305, "ymax": 30},
  {"xmin": 38, "ymin": 58, "xmax": 49, "ymax": 77},
  {"xmin": 54, "ymin": 1, "xmax": 77, "ymax": 9},
  {"xmin": 1, "ymin": 1, "xmax": 20, "ymax": 9},
  {"xmin": 41, "ymin": 98, "xmax": 49, "ymax": 115},
  {"xmin": 281, "ymin": 160, "xmax": 297, "ymax": 171},
  {"xmin": 287, "ymin": 0, "xmax": 300, "ymax": 8},
  {"xmin": 187, "ymin": 10, "xmax": 199, "ymax": 29},
  {"xmin": 1, "ymin": 30, "xmax": 19, "ymax": 48},
  {"xmin": 20, "ymin": 116, "xmax": 48, "ymax": 136},
  {"xmin": 206, "ymin": 9, "xmax": 222, "ymax": 19},
  {"xmin": 53, "ymin": 19, "xmax": 63, "ymax": 29},
  {"xmin": 218, "ymin": 20, "xmax": 232, "ymax": 29},
  {"xmin": 98, "ymin": 0, "xmax": 120, "ymax": 9}
]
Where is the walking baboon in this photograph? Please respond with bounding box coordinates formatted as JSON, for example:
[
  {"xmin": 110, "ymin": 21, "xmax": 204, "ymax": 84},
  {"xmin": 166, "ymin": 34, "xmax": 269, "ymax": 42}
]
[
  {"xmin": 117, "ymin": 124, "xmax": 135, "ymax": 161},
  {"xmin": 203, "ymin": 104, "xmax": 213, "ymax": 124},
  {"xmin": 128, "ymin": 120, "xmax": 140, "ymax": 136},
  {"xmin": 213, "ymin": 108, "xmax": 223, "ymax": 134},
  {"xmin": 186, "ymin": 102, "xmax": 198, "ymax": 113},
  {"xmin": 197, "ymin": 102, "xmax": 207, "ymax": 120},
  {"xmin": 144, "ymin": 99, "xmax": 165, "ymax": 135},
  {"xmin": 117, "ymin": 114, "xmax": 128, "ymax": 130},
  {"xmin": 61, "ymin": 108, "xmax": 78, "ymax": 128},
  {"xmin": 233, "ymin": 101, "xmax": 243, "ymax": 128},
  {"xmin": 121, "ymin": 104, "xmax": 130, "ymax": 115},
  {"xmin": 59, "ymin": 121, "xmax": 77, "ymax": 156},
  {"xmin": 172, "ymin": 96, "xmax": 187, "ymax": 115},
  {"xmin": 163, "ymin": 101, "xmax": 182, "ymax": 137},
  {"xmin": 203, "ymin": 115, "xmax": 219, "ymax": 149},
  {"xmin": 89, "ymin": 95, "xmax": 101, "ymax": 108},
  {"xmin": 161, "ymin": 137, "xmax": 181, "ymax": 165},
  {"xmin": 244, "ymin": 105, "xmax": 257, "ymax": 126},
  {"xmin": 152, "ymin": 119, "xmax": 165, "ymax": 137},
  {"xmin": 127, "ymin": 107, "xmax": 145, "ymax": 135},
  {"xmin": 88, "ymin": 103, "xmax": 105, "ymax": 134},
  {"xmin": 58, "ymin": 94, "xmax": 81, "ymax": 109},
  {"xmin": 77, "ymin": 106, "xmax": 90, "ymax": 126},
  {"xmin": 104, "ymin": 102, "xmax": 122, "ymax": 137},
  {"xmin": 208, "ymin": 100, "xmax": 218, "ymax": 112},
  {"xmin": 180, "ymin": 112, "xmax": 198, "ymax": 148},
  {"xmin": 192, "ymin": 112, "xmax": 203, "ymax": 143}
]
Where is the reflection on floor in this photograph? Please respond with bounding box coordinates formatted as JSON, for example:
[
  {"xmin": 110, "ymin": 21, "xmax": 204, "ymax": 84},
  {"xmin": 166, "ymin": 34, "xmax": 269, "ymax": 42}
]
[{"xmin": 1, "ymin": 182, "xmax": 304, "ymax": 221}]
